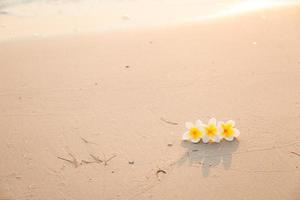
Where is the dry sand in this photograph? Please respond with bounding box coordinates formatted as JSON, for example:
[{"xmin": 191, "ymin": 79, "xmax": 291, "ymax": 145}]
[{"xmin": 0, "ymin": 2, "xmax": 300, "ymax": 200}]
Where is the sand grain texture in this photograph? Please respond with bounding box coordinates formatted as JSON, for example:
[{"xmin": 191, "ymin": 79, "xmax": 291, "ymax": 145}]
[{"xmin": 1, "ymin": 4, "xmax": 300, "ymax": 200}]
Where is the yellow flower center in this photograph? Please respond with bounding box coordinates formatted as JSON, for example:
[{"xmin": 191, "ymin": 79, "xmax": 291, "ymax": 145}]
[
  {"xmin": 205, "ymin": 124, "xmax": 217, "ymax": 137},
  {"xmin": 221, "ymin": 123, "xmax": 234, "ymax": 137},
  {"xmin": 189, "ymin": 127, "xmax": 202, "ymax": 139}
]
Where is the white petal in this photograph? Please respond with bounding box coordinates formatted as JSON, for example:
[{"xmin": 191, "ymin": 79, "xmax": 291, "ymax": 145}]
[
  {"xmin": 208, "ymin": 118, "xmax": 217, "ymax": 125},
  {"xmin": 182, "ymin": 131, "xmax": 189, "ymax": 141},
  {"xmin": 191, "ymin": 137, "xmax": 201, "ymax": 143},
  {"xmin": 219, "ymin": 133, "xmax": 224, "ymax": 139},
  {"xmin": 198, "ymin": 126, "xmax": 205, "ymax": 133},
  {"xmin": 227, "ymin": 120, "xmax": 235, "ymax": 127},
  {"xmin": 213, "ymin": 135, "xmax": 221, "ymax": 143},
  {"xmin": 202, "ymin": 136, "xmax": 210, "ymax": 143},
  {"xmin": 225, "ymin": 136, "xmax": 234, "ymax": 141},
  {"xmin": 217, "ymin": 121, "xmax": 224, "ymax": 128},
  {"xmin": 195, "ymin": 119, "xmax": 203, "ymax": 127},
  {"xmin": 185, "ymin": 122, "xmax": 193, "ymax": 129},
  {"xmin": 217, "ymin": 121, "xmax": 224, "ymax": 133},
  {"xmin": 234, "ymin": 128, "xmax": 240, "ymax": 137}
]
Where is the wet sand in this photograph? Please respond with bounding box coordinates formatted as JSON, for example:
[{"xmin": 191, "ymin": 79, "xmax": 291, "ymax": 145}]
[{"xmin": 0, "ymin": 2, "xmax": 300, "ymax": 200}]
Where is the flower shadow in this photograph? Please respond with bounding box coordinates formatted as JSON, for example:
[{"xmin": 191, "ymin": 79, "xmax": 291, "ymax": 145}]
[{"xmin": 176, "ymin": 140, "xmax": 239, "ymax": 177}]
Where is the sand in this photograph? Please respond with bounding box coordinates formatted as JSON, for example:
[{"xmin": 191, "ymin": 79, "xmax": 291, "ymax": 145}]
[{"xmin": 0, "ymin": 2, "xmax": 300, "ymax": 200}]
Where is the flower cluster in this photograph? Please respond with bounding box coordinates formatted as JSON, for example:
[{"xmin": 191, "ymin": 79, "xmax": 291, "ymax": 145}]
[{"xmin": 182, "ymin": 118, "xmax": 240, "ymax": 143}]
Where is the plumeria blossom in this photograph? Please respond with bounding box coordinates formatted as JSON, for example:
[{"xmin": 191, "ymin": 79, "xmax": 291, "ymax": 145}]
[
  {"xmin": 218, "ymin": 120, "xmax": 240, "ymax": 141},
  {"xmin": 182, "ymin": 120, "xmax": 204, "ymax": 143},
  {"xmin": 202, "ymin": 118, "xmax": 221, "ymax": 143}
]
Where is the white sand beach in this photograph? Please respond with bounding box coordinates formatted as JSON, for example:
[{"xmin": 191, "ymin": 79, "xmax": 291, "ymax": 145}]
[{"xmin": 0, "ymin": 1, "xmax": 300, "ymax": 200}]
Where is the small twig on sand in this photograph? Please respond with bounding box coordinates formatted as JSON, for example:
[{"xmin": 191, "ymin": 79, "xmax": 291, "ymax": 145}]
[
  {"xmin": 89, "ymin": 154, "xmax": 103, "ymax": 164},
  {"xmin": 58, "ymin": 152, "xmax": 116, "ymax": 167},
  {"xmin": 57, "ymin": 153, "xmax": 79, "ymax": 168},
  {"xmin": 156, "ymin": 169, "xmax": 167, "ymax": 177},
  {"xmin": 89, "ymin": 154, "xmax": 116, "ymax": 166},
  {"xmin": 290, "ymin": 151, "xmax": 300, "ymax": 157},
  {"xmin": 57, "ymin": 157, "xmax": 72, "ymax": 163},
  {"xmin": 128, "ymin": 161, "xmax": 135, "ymax": 165},
  {"xmin": 104, "ymin": 155, "xmax": 117, "ymax": 166},
  {"xmin": 160, "ymin": 117, "xmax": 178, "ymax": 125},
  {"xmin": 80, "ymin": 137, "xmax": 98, "ymax": 145},
  {"xmin": 81, "ymin": 160, "xmax": 96, "ymax": 165}
]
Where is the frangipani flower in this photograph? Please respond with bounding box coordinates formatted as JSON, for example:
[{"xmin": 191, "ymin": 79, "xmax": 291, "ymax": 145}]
[
  {"xmin": 182, "ymin": 120, "xmax": 204, "ymax": 143},
  {"xmin": 202, "ymin": 118, "xmax": 221, "ymax": 143},
  {"xmin": 218, "ymin": 120, "xmax": 240, "ymax": 141}
]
